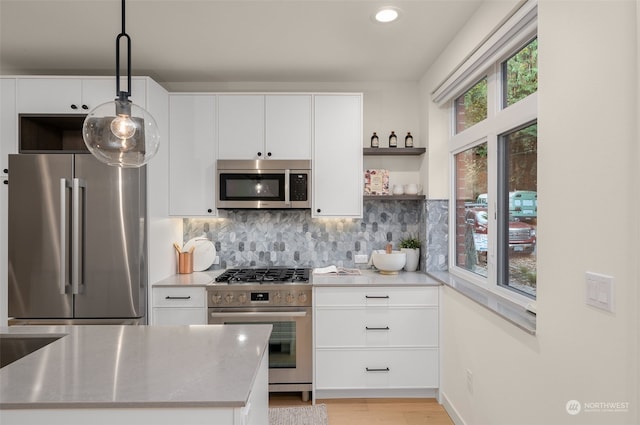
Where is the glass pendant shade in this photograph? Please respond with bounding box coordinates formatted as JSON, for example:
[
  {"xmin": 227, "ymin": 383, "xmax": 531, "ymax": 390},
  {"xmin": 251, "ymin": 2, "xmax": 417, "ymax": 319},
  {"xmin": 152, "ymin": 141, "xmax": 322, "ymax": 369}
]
[{"xmin": 82, "ymin": 98, "xmax": 160, "ymax": 168}]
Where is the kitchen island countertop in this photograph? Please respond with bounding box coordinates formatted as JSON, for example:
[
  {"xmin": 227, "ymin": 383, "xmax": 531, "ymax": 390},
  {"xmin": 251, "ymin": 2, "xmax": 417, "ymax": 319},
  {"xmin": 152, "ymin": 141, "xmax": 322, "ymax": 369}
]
[{"xmin": 0, "ymin": 324, "xmax": 271, "ymax": 410}]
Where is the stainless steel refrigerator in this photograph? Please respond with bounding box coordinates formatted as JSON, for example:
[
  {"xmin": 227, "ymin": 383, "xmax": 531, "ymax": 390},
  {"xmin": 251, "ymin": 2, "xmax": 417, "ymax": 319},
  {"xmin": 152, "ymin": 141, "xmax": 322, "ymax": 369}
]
[{"xmin": 8, "ymin": 154, "xmax": 147, "ymax": 324}]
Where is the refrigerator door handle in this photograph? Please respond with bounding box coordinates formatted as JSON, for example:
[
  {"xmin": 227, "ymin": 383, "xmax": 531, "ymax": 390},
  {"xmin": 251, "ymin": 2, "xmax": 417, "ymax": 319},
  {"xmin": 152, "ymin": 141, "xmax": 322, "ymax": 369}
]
[
  {"xmin": 59, "ymin": 178, "xmax": 71, "ymax": 295},
  {"xmin": 72, "ymin": 178, "xmax": 86, "ymax": 295}
]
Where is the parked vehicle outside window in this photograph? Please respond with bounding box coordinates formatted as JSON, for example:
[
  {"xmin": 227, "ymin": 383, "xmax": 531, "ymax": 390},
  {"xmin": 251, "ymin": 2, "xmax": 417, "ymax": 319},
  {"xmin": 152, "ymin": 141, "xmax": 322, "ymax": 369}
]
[{"xmin": 465, "ymin": 207, "xmax": 536, "ymax": 256}]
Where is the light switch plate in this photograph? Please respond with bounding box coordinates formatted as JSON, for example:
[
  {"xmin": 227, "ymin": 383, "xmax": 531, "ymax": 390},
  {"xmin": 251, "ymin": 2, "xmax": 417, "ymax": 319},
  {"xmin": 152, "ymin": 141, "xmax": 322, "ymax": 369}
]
[{"xmin": 585, "ymin": 272, "xmax": 614, "ymax": 313}]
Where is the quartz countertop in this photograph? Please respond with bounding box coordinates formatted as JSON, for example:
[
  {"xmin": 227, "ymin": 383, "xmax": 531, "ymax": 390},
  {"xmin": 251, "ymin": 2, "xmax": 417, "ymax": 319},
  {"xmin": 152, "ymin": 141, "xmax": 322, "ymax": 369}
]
[
  {"xmin": 311, "ymin": 269, "xmax": 441, "ymax": 286},
  {"xmin": 153, "ymin": 271, "xmax": 222, "ymax": 287},
  {"xmin": 152, "ymin": 269, "xmax": 440, "ymax": 287},
  {"xmin": 0, "ymin": 324, "xmax": 271, "ymax": 409}
]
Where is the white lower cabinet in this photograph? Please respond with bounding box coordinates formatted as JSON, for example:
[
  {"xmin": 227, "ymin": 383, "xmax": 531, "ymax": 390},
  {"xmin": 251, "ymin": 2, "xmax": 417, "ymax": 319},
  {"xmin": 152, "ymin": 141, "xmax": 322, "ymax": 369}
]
[
  {"xmin": 152, "ymin": 286, "xmax": 207, "ymax": 325},
  {"xmin": 314, "ymin": 285, "xmax": 439, "ymax": 397},
  {"xmin": 316, "ymin": 348, "xmax": 439, "ymax": 389}
]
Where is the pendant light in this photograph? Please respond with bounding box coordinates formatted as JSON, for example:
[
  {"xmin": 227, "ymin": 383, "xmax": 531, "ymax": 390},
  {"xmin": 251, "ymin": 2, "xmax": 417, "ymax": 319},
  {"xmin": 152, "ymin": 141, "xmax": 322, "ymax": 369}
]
[{"xmin": 82, "ymin": 0, "xmax": 159, "ymax": 168}]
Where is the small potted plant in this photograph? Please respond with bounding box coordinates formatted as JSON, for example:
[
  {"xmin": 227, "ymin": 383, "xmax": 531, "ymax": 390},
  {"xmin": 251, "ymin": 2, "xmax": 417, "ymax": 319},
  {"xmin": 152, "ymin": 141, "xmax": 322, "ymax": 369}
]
[{"xmin": 399, "ymin": 237, "xmax": 421, "ymax": 272}]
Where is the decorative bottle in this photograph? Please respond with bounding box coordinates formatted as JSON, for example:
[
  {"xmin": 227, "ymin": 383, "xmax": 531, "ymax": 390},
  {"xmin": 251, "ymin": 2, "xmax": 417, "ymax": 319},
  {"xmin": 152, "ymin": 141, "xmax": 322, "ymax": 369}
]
[
  {"xmin": 370, "ymin": 132, "xmax": 379, "ymax": 148},
  {"xmin": 405, "ymin": 132, "xmax": 413, "ymax": 148},
  {"xmin": 389, "ymin": 131, "xmax": 397, "ymax": 148}
]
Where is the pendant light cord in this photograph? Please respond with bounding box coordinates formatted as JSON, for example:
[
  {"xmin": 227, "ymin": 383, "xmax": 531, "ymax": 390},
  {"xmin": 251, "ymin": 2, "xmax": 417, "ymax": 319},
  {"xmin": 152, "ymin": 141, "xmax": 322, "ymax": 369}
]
[{"xmin": 115, "ymin": 0, "xmax": 132, "ymax": 100}]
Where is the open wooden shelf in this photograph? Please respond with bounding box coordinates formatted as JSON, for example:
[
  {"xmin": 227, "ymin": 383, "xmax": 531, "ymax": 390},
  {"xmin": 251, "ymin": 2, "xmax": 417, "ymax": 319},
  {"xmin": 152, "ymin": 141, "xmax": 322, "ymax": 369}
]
[{"xmin": 363, "ymin": 147, "xmax": 426, "ymax": 156}]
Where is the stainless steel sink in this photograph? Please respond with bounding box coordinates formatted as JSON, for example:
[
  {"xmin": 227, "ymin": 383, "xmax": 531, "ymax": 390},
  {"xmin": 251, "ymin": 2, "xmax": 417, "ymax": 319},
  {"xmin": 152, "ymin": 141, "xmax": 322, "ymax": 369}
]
[{"xmin": 0, "ymin": 335, "xmax": 62, "ymax": 368}]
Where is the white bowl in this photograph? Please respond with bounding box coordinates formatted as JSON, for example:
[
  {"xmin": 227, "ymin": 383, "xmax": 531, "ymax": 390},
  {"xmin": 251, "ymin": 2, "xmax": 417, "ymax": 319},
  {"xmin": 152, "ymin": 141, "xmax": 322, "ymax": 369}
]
[{"xmin": 372, "ymin": 251, "xmax": 406, "ymax": 274}]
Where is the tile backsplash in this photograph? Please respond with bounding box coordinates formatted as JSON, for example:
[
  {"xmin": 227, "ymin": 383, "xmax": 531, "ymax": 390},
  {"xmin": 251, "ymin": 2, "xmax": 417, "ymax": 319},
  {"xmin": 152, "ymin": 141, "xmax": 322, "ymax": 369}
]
[{"xmin": 183, "ymin": 199, "xmax": 442, "ymax": 271}]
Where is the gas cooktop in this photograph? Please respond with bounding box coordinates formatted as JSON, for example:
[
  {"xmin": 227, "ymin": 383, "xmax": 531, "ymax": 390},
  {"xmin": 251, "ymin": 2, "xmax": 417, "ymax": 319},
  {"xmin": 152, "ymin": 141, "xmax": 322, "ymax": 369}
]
[{"xmin": 214, "ymin": 267, "xmax": 310, "ymax": 284}]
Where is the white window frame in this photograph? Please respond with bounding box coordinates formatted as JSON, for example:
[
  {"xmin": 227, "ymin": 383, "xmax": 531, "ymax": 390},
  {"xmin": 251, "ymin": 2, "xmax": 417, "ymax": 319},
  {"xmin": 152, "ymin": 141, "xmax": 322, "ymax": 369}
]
[{"xmin": 433, "ymin": 0, "xmax": 538, "ymax": 307}]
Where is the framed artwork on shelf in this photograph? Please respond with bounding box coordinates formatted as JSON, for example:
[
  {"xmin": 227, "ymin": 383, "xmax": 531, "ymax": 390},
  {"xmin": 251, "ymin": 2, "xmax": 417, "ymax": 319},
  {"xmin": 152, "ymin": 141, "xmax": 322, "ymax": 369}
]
[{"xmin": 364, "ymin": 169, "xmax": 389, "ymax": 195}]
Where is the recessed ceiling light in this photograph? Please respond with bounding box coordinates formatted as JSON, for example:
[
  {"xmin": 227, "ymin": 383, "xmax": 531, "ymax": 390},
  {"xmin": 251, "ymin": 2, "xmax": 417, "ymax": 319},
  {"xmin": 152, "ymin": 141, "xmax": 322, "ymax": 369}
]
[{"xmin": 374, "ymin": 7, "xmax": 399, "ymax": 23}]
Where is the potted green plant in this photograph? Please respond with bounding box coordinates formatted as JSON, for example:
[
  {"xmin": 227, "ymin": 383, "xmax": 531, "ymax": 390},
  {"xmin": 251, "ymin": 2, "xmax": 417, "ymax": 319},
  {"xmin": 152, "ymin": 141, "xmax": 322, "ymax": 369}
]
[{"xmin": 399, "ymin": 237, "xmax": 421, "ymax": 272}]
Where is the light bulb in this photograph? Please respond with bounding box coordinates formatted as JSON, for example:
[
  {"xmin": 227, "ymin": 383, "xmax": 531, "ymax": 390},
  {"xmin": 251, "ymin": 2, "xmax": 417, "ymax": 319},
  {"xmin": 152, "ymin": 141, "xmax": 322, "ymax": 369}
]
[
  {"xmin": 110, "ymin": 114, "xmax": 137, "ymax": 140},
  {"xmin": 82, "ymin": 100, "xmax": 160, "ymax": 168}
]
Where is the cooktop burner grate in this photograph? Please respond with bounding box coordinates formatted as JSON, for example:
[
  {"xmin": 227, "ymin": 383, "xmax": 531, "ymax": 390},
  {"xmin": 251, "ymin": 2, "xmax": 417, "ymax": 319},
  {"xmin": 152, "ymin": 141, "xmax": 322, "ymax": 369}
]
[{"xmin": 215, "ymin": 267, "xmax": 310, "ymax": 284}]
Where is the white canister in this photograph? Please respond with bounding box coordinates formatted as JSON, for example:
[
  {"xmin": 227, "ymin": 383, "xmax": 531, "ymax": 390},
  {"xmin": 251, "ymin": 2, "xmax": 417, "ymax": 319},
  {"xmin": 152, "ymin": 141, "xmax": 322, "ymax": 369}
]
[{"xmin": 404, "ymin": 183, "xmax": 421, "ymax": 195}]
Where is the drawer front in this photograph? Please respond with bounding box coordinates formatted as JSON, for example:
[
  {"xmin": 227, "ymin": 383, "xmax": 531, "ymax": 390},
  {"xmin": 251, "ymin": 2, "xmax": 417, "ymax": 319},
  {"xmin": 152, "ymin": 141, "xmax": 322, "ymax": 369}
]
[
  {"xmin": 152, "ymin": 287, "xmax": 205, "ymax": 307},
  {"xmin": 152, "ymin": 307, "xmax": 207, "ymax": 325},
  {"xmin": 315, "ymin": 308, "xmax": 438, "ymax": 347},
  {"xmin": 315, "ymin": 348, "xmax": 438, "ymax": 389},
  {"xmin": 314, "ymin": 286, "xmax": 438, "ymax": 307}
]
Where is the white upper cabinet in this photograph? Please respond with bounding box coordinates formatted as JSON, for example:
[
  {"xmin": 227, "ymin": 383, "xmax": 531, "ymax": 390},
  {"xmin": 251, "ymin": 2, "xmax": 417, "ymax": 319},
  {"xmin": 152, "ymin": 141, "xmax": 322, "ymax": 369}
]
[
  {"xmin": 217, "ymin": 95, "xmax": 264, "ymax": 159},
  {"xmin": 1, "ymin": 78, "xmax": 17, "ymax": 175},
  {"xmin": 217, "ymin": 94, "xmax": 312, "ymax": 160},
  {"xmin": 265, "ymin": 95, "xmax": 311, "ymax": 159},
  {"xmin": 16, "ymin": 77, "xmax": 146, "ymax": 114},
  {"xmin": 313, "ymin": 94, "xmax": 363, "ymax": 218},
  {"xmin": 168, "ymin": 94, "xmax": 217, "ymax": 216}
]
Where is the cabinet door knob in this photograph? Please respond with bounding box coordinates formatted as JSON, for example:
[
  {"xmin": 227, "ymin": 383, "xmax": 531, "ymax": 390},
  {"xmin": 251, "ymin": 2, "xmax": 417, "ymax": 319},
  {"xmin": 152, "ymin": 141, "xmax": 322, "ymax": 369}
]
[
  {"xmin": 267, "ymin": 152, "xmax": 272, "ymax": 157},
  {"xmin": 257, "ymin": 152, "xmax": 262, "ymax": 157},
  {"xmin": 207, "ymin": 209, "xmax": 213, "ymax": 213},
  {"xmin": 316, "ymin": 208, "xmax": 321, "ymax": 213},
  {"xmin": 82, "ymin": 104, "xmax": 89, "ymax": 110},
  {"xmin": 3, "ymin": 180, "xmax": 7, "ymax": 185},
  {"xmin": 70, "ymin": 104, "xmax": 78, "ymax": 110},
  {"xmin": 3, "ymin": 169, "xmax": 8, "ymax": 174}
]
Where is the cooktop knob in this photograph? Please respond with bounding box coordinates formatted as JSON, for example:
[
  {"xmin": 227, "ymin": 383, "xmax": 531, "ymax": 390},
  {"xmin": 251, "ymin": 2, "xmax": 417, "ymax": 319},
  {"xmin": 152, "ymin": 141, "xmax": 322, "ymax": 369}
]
[
  {"xmin": 238, "ymin": 293, "xmax": 247, "ymax": 304},
  {"xmin": 211, "ymin": 294, "xmax": 222, "ymax": 305},
  {"xmin": 225, "ymin": 293, "xmax": 234, "ymax": 304},
  {"xmin": 273, "ymin": 292, "xmax": 282, "ymax": 303},
  {"xmin": 298, "ymin": 293, "xmax": 307, "ymax": 303},
  {"xmin": 285, "ymin": 293, "xmax": 294, "ymax": 304}
]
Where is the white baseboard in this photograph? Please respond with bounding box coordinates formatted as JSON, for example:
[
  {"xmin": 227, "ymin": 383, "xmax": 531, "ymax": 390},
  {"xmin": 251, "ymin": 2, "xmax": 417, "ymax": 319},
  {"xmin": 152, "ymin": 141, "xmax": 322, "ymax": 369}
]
[{"xmin": 441, "ymin": 391, "xmax": 466, "ymax": 425}]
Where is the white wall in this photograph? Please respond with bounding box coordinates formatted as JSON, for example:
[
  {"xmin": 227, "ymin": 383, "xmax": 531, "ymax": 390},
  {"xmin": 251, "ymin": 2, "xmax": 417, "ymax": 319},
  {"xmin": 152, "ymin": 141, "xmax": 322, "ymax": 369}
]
[{"xmin": 421, "ymin": 1, "xmax": 639, "ymax": 424}]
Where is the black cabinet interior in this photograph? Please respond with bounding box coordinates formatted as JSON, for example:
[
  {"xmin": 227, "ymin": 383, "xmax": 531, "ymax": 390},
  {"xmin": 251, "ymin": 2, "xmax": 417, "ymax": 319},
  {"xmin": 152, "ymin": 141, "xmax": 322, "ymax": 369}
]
[{"xmin": 20, "ymin": 114, "xmax": 88, "ymax": 152}]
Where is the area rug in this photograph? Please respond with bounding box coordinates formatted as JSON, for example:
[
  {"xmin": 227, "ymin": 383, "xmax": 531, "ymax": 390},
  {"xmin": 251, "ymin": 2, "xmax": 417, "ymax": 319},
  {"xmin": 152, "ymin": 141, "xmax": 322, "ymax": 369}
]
[{"xmin": 269, "ymin": 404, "xmax": 329, "ymax": 425}]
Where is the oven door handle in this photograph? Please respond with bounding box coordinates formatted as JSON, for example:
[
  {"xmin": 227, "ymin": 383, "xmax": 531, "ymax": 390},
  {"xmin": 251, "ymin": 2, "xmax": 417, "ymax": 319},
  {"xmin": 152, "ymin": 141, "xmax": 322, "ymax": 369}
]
[{"xmin": 209, "ymin": 311, "xmax": 307, "ymax": 318}]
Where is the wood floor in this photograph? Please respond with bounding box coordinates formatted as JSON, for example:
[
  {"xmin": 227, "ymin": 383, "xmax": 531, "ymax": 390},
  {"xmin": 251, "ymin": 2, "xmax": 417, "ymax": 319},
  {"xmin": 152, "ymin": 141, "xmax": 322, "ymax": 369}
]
[{"xmin": 269, "ymin": 393, "xmax": 454, "ymax": 425}]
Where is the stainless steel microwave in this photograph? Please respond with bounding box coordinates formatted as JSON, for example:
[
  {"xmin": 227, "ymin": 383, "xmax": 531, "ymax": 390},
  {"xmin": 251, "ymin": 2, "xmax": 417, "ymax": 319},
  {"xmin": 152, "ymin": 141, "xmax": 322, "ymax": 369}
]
[{"xmin": 217, "ymin": 160, "xmax": 311, "ymax": 209}]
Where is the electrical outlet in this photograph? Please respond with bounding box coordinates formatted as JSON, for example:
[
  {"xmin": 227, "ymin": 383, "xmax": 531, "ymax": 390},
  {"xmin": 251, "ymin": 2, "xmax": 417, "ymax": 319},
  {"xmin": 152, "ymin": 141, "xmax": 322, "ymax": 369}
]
[
  {"xmin": 354, "ymin": 254, "xmax": 369, "ymax": 264},
  {"xmin": 466, "ymin": 369, "xmax": 474, "ymax": 394},
  {"xmin": 213, "ymin": 256, "xmax": 220, "ymax": 265}
]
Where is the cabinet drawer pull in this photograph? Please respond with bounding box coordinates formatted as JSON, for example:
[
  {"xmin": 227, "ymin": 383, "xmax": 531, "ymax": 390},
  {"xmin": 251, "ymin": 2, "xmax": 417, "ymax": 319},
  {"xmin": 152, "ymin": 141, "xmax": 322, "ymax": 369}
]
[
  {"xmin": 165, "ymin": 296, "xmax": 191, "ymax": 300},
  {"xmin": 365, "ymin": 295, "xmax": 389, "ymax": 299},
  {"xmin": 365, "ymin": 326, "xmax": 390, "ymax": 331},
  {"xmin": 365, "ymin": 367, "xmax": 390, "ymax": 372}
]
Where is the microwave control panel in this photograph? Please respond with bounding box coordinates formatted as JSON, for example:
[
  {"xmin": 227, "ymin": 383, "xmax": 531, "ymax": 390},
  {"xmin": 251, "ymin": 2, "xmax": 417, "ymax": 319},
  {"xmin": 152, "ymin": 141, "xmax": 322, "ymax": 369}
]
[{"xmin": 290, "ymin": 174, "xmax": 308, "ymax": 201}]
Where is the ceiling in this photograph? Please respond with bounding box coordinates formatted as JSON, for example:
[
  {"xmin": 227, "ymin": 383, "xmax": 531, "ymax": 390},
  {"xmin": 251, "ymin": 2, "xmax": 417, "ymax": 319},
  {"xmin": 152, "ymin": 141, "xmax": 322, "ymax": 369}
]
[{"xmin": 0, "ymin": 0, "xmax": 483, "ymax": 86}]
